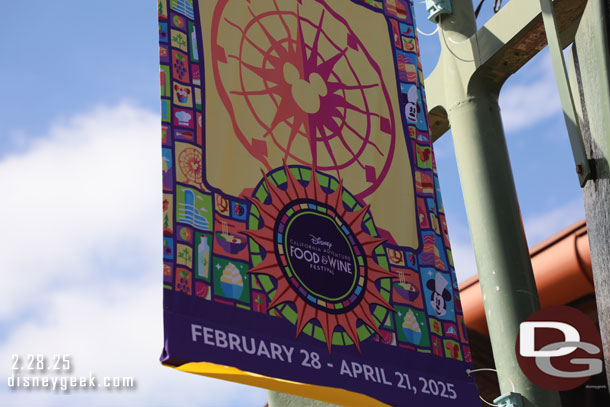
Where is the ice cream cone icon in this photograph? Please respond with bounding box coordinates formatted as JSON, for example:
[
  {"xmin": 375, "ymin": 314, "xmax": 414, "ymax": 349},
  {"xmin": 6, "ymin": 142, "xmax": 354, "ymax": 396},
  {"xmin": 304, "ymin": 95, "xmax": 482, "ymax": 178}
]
[
  {"xmin": 402, "ymin": 309, "xmax": 422, "ymax": 345},
  {"xmin": 220, "ymin": 262, "xmax": 244, "ymax": 299}
]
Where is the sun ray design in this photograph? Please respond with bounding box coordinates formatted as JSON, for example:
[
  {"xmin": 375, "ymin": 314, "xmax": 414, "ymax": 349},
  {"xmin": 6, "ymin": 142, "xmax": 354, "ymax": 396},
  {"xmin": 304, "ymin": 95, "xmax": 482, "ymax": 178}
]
[{"xmin": 242, "ymin": 164, "xmax": 395, "ymax": 352}]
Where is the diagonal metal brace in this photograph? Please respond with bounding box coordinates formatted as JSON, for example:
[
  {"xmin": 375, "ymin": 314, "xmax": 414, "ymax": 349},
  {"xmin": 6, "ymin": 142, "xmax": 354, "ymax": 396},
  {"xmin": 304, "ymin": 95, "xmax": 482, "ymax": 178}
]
[{"xmin": 539, "ymin": 0, "xmax": 593, "ymax": 186}]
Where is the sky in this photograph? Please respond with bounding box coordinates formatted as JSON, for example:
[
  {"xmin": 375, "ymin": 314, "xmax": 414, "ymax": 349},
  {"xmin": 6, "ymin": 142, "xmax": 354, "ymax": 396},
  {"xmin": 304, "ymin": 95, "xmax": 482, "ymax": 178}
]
[{"xmin": 0, "ymin": 0, "xmax": 587, "ymax": 406}]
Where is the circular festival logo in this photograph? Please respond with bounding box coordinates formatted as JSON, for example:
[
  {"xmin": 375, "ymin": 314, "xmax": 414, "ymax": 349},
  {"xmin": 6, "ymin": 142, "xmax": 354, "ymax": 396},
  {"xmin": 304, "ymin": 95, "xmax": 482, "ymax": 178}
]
[
  {"xmin": 276, "ymin": 198, "xmax": 366, "ymax": 314},
  {"xmin": 244, "ymin": 166, "xmax": 395, "ymax": 351},
  {"xmin": 211, "ymin": 0, "xmax": 396, "ymax": 199}
]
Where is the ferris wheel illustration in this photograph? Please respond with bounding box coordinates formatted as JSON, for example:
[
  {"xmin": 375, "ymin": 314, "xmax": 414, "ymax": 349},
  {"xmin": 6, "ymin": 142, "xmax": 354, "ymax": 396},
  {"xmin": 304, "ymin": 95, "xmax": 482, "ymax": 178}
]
[
  {"xmin": 210, "ymin": 0, "xmax": 396, "ymax": 199},
  {"xmin": 178, "ymin": 146, "xmax": 205, "ymax": 190}
]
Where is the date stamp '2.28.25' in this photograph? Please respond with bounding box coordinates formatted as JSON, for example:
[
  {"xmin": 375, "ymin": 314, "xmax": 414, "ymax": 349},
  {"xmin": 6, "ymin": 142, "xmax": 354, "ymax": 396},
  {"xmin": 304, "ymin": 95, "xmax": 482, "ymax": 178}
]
[{"xmin": 8, "ymin": 354, "xmax": 136, "ymax": 392}]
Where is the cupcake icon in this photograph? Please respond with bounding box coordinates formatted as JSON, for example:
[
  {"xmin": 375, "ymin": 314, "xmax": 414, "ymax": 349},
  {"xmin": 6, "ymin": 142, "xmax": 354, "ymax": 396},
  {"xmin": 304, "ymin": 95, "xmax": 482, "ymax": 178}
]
[
  {"xmin": 174, "ymin": 84, "xmax": 191, "ymax": 104},
  {"xmin": 402, "ymin": 309, "xmax": 422, "ymax": 345},
  {"xmin": 220, "ymin": 262, "xmax": 244, "ymax": 299}
]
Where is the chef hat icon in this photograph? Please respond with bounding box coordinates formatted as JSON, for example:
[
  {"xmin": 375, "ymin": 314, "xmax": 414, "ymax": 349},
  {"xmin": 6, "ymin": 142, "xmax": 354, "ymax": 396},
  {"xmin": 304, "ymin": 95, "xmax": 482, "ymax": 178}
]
[{"xmin": 434, "ymin": 273, "xmax": 448, "ymax": 293}]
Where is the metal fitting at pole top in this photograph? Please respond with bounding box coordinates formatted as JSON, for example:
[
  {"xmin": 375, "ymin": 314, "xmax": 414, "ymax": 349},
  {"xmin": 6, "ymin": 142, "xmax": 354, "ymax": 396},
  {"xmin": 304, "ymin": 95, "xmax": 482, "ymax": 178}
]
[{"xmin": 424, "ymin": 0, "xmax": 453, "ymax": 22}]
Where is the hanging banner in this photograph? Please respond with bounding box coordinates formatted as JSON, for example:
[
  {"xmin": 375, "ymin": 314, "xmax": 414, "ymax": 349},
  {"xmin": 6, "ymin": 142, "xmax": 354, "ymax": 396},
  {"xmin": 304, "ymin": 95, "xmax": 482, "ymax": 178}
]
[{"xmin": 159, "ymin": 0, "xmax": 480, "ymax": 405}]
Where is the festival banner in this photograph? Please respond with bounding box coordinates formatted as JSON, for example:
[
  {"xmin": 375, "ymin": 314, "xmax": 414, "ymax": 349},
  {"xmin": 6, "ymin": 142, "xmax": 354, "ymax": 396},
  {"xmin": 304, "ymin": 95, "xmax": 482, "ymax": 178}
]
[{"xmin": 159, "ymin": 0, "xmax": 480, "ymax": 405}]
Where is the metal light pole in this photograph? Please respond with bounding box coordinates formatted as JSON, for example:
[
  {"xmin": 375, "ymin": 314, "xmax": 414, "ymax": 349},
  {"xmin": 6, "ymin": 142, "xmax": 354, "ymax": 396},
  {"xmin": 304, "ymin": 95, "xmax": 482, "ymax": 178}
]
[{"xmin": 429, "ymin": 1, "xmax": 561, "ymax": 405}]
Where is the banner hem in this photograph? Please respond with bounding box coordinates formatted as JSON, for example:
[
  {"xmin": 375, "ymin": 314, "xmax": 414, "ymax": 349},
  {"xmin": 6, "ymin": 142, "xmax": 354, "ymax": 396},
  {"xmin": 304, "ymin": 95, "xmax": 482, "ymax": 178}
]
[{"xmin": 163, "ymin": 360, "xmax": 390, "ymax": 406}]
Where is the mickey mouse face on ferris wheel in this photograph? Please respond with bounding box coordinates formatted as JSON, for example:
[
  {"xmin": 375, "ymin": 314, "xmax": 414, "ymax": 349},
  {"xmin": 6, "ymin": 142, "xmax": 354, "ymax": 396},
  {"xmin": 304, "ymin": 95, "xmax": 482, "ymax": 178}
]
[{"xmin": 210, "ymin": 0, "xmax": 397, "ymax": 199}]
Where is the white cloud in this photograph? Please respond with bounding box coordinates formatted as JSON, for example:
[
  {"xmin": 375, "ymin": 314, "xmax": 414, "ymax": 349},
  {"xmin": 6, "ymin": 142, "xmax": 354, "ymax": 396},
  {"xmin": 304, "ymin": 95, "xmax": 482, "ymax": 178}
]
[
  {"xmin": 524, "ymin": 198, "xmax": 585, "ymax": 246},
  {"xmin": 499, "ymin": 51, "xmax": 562, "ymax": 133},
  {"xmin": 0, "ymin": 104, "xmax": 267, "ymax": 406},
  {"xmin": 0, "ymin": 280, "xmax": 266, "ymax": 407},
  {"xmin": 0, "ymin": 104, "xmax": 161, "ymax": 319}
]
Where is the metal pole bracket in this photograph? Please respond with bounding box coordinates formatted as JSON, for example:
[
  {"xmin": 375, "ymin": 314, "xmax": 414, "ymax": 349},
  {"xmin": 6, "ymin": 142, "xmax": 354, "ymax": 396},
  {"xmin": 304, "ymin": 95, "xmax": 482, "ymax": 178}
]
[
  {"xmin": 539, "ymin": 0, "xmax": 593, "ymax": 187},
  {"xmin": 425, "ymin": 0, "xmax": 452, "ymax": 22},
  {"xmin": 493, "ymin": 392, "xmax": 525, "ymax": 407}
]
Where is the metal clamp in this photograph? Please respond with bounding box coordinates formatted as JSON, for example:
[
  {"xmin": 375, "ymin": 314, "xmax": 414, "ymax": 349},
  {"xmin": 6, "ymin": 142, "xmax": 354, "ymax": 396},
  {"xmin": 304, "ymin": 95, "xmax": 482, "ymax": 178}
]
[
  {"xmin": 466, "ymin": 368, "xmax": 523, "ymax": 407},
  {"xmin": 494, "ymin": 392, "xmax": 524, "ymax": 407},
  {"xmin": 424, "ymin": 0, "xmax": 452, "ymax": 22}
]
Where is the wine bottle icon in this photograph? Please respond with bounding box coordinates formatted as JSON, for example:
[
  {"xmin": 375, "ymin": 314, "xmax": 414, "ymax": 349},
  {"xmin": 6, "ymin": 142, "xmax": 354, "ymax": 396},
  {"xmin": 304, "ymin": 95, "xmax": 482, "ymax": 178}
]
[{"xmin": 197, "ymin": 236, "xmax": 210, "ymax": 279}]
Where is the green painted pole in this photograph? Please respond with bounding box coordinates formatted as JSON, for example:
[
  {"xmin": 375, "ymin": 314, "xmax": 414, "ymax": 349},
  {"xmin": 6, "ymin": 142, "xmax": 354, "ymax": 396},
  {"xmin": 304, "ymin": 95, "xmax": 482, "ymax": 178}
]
[
  {"xmin": 539, "ymin": 0, "xmax": 592, "ymax": 186},
  {"xmin": 437, "ymin": 1, "xmax": 561, "ymax": 406},
  {"xmin": 267, "ymin": 391, "xmax": 339, "ymax": 407}
]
